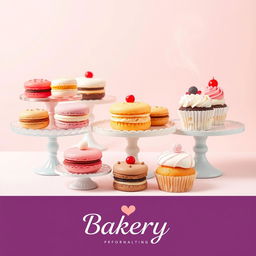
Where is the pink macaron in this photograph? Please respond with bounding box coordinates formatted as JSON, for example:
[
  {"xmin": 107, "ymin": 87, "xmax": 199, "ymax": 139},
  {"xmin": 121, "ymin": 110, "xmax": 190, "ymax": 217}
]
[
  {"xmin": 24, "ymin": 79, "xmax": 51, "ymax": 98},
  {"xmin": 63, "ymin": 141, "xmax": 102, "ymax": 174},
  {"xmin": 54, "ymin": 102, "xmax": 89, "ymax": 129}
]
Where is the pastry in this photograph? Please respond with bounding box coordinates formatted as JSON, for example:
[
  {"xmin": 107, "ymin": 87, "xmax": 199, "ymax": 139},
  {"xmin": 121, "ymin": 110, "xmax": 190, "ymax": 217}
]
[
  {"xmin": 76, "ymin": 71, "xmax": 105, "ymax": 100},
  {"xmin": 155, "ymin": 144, "xmax": 196, "ymax": 192},
  {"xmin": 178, "ymin": 86, "xmax": 214, "ymax": 130},
  {"xmin": 150, "ymin": 106, "xmax": 169, "ymax": 126},
  {"xmin": 63, "ymin": 141, "xmax": 102, "ymax": 174},
  {"xmin": 205, "ymin": 77, "xmax": 228, "ymax": 125},
  {"xmin": 19, "ymin": 109, "xmax": 49, "ymax": 129},
  {"xmin": 110, "ymin": 95, "xmax": 151, "ymax": 131},
  {"xmin": 113, "ymin": 156, "xmax": 148, "ymax": 192},
  {"xmin": 24, "ymin": 79, "xmax": 51, "ymax": 98},
  {"xmin": 54, "ymin": 102, "xmax": 89, "ymax": 129},
  {"xmin": 51, "ymin": 78, "xmax": 77, "ymax": 98}
]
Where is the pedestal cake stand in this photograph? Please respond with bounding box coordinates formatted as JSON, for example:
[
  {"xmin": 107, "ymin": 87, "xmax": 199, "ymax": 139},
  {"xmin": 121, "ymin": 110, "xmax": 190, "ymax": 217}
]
[
  {"xmin": 11, "ymin": 122, "xmax": 88, "ymax": 176},
  {"xmin": 174, "ymin": 120, "xmax": 245, "ymax": 179},
  {"xmin": 56, "ymin": 164, "xmax": 111, "ymax": 190},
  {"xmin": 79, "ymin": 95, "xmax": 116, "ymax": 151},
  {"xmin": 92, "ymin": 120, "xmax": 176, "ymax": 178}
]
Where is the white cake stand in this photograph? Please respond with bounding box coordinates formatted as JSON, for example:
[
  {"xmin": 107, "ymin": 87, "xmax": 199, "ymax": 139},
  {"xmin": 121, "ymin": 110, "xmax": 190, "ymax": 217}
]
[
  {"xmin": 56, "ymin": 164, "xmax": 111, "ymax": 190},
  {"xmin": 174, "ymin": 120, "xmax": 245, "ymax": 179},
  {"xmin": 20, "ymin": 94, "xmax": 82, "ymax": 129},
  {"xmin": 79, "ymin": 95, "xmax": 116, "ymax": 151},
  {"xmin": 92, "ymin": 120, "xmax": 176, "ymax": 178},
  {"xmin": 11, "ymin": 122, "xmax": 88, "ymax": 176}
]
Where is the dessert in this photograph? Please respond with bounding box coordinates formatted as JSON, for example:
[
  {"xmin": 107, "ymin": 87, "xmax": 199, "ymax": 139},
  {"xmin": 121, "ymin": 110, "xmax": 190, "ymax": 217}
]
[
  {"xmin": 205, "ymin": 77, "xmax": 228, "ymax": 125},
  {"xmin": 54, "ymin": 102, "xmax": 89, "ymax": 129},
  {"xmin": 63, "ymin": 141, "xmax": 102, "ymax": 174},
  {"xmin": 76, "ymin": 71, "xmax": 105, "ymax": 100},
  {"xmin": 110, "ymin": 95, "xmax": 151, "ymax": 131},
  {"xmin": 155, "ymin": 144, "xmax": 196, "ymax": 192},
  {"xmin": 24, "ymin": 79, "xmax": 51, "ymax": 98},
  {"xmin": 19, "ymin": 109, "xmax": 49, "ymax": 129},
  {"xmin": 51, "ymin": 78, "xmax": 77, "ymax": 98},
  {"xmin": 178, "ymin": 86, "xmax": 214, "ymax": 130},
  {"xmin": 150, "ymin": 106, "xmax": 169, "ymax": 126},
  {"xmin": 113, "ymin": 156, "xmax": 148, "ymax": 192}
]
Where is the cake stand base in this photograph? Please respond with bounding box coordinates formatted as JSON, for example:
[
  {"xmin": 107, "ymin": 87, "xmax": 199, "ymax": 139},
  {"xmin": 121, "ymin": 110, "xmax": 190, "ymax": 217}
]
[
  {"xmin": 194, "ymin": 136, "xmax": 222, "ymax": 178},
  {"xmin": 69, "ymin": 177, "xmax": 97, "ymax": 190},
  {"xmin": 34, "ymin": 137, "xmax": 59, "ymax": 176},
  {"xmin": 83, "ymin": 129, "xmax": 107, "ymax": 151}
]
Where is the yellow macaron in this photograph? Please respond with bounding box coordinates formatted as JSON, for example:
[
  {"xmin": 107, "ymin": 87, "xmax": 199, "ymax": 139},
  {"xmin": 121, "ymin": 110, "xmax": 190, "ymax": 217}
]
[
  {"xmin": 110, "ymin": 97, "xmax": 151, "ymax": 131},
  {"xmin": 150, "ymin": 106, "xmax": 169, "ymax": 126},
  {"xmin": 19, "ymin": 109, "xmax": 49, "ymax": 129}
]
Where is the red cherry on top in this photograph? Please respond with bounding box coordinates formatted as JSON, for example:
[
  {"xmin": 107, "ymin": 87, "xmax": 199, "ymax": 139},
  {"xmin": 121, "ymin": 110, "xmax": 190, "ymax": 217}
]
[
  {"xmin": 197, "ymin": 90, "xmax": 202, "ymax": 95},
  {"xmin": 208, "ymin": 77, "xmax": 218, "ymax": 87},
  {"xmin": 126, "ymin": 95, "xmax": 135, "ymax": 103},
  {"xmin": 126, "ymin": 156, "xmax": 136, "ymax": 164},
  {"xmin": 85, "ymin": 71, "xmax": 93, "ymax": 78}
]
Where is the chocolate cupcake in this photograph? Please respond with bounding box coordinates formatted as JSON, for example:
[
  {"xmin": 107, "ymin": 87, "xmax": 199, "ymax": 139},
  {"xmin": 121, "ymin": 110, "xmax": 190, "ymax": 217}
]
[
  {"xmin": 205, "ymin": 77, "xmax": 228, "ymax": 125},
  {"xmin": 178, "ymin": 86, "xmax": 214, "ymax": 130}
]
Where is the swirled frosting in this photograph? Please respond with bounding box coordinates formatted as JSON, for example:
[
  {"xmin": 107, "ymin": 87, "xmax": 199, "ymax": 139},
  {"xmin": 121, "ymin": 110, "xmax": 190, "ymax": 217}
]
[
  {"xmin": 179, "ymin": 94, "xmax": 212, "ymax": 108},
  {"xmin": 158, "ymin": 150, "xmax": 195, "ymax": 168},
  {"xmin": 205, "ymin": 86, "xmax": 225, "ymax": 105}
]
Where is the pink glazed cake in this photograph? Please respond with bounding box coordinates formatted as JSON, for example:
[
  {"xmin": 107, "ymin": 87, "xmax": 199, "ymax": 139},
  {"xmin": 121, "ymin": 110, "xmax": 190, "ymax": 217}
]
[
  {"xmin": 54, "ymin": 102, "xmax": 89, "ymax": 129},
  {"xmin": 63, "ymin": 141, "xmax": 102, "ymax": 174}
]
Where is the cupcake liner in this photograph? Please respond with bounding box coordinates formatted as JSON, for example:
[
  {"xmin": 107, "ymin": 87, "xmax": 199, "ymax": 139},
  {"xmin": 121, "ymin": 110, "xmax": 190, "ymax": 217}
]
[
  {"xmin": 213, "ymin": 106, "xmax": 228, "ymax": 126},
  {"xmin": 178, "ymin": 109, "xmax": 214, "ymax": 131},
  {"xmin": 155, "ymin": 173, "xmax": 196, "ymax": 193}
]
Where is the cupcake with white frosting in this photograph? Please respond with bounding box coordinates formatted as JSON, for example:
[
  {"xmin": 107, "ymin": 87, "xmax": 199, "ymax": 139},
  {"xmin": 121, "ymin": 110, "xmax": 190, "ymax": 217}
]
[
  {"xmin": 155, "ymin": 144, "xmax": 196, "ymax": 192},
  {"xmin": 178, "ymin": 86, "xmax": 214, "ymax": 130},
  {"xmin": 205, "ymin": 77, "xmax": 228, "ymax": 125}
]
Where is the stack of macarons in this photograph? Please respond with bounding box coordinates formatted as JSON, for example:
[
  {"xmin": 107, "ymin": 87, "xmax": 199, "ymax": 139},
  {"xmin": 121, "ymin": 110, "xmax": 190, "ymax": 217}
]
[
  {"xmin": 51, "ymin": 78, "xmax": 78, "ymax": 98},
  {"xmin": 19, "ymin": 109, "xmax": 49, "ymax": 129},
  {"xmin": 24, "ymin": 79, "xmax": 51, "ymax": 98},
  {"xmin": 76, "ymin": 71, "xmax": 106, "ymax": 100},
  {"xmin": 113, "ymin": 156, "xmax": 148, "ymax": 192},
  {"xmin": 110, "ymin": 95, "xmax": 151, "ymax": 131},
  {"xmin": 63, "ymin": 141, "xmax": 102, "ymax": 174},
  {"xmin": 54, "ymin": 102, "xmax": 89, "ymax": 129}
]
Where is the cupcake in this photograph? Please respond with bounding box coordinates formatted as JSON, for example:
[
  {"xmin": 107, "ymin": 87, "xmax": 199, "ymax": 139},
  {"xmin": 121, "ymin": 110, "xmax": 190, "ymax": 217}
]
[
  {"xmin": 155, "ymin": 144, "xmax": 196, "ymax": 192},
  {"xmin": 76, "ymin": 71, "xmax": 105, "ymax": 100},
  {"xmin": 205, "ymin": 77, "xmax": 228, "ymax": 125},
  {"xmin": 63, "ymin": 141, "xmax": 102, "ymax": 174},
  {"xmin": 178, "ymin": 86, "xmax": 214, "ymax": 130},
  {"xmin": 110, "ymin": 95, "xmax": 151, "ymax": 131},
  {"xmin": 113, "ymin": 156, "xmax": 148, "ymax": 192},
  {"xmin": 150, "ymin": 106, "xmax": 169, "ymax": 126}
]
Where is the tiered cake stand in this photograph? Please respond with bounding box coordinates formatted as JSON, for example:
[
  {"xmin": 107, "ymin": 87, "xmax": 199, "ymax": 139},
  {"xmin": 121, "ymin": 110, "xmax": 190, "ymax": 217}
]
[
  {"xmin": 56, "ymin": 164, "xmax": 111, "ymax": 190},
  {"xmin": 92, "ymin": 120, "xmax": 176, "ymax": 178},
  {"xmin": 80, "ymin": 95, "xmax": 116, "ymax": 151},
  {"xmin": 174, "ymin": 120, "xmax": 245, "ymax": 178},
  {"xmin": 11, "ymin": 94, "xmax": 88, "ymax": 176}
]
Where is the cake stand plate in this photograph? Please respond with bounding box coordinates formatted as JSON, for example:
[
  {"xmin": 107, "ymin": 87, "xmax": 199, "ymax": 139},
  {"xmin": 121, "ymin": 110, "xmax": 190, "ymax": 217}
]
[
  {"xmin": 92, "ymin": 120, "xmax": 176, "ymax": 178},
  {"xmin": 79, "ymin": 95, "xmax": 116, "ymax": 151},
  {"xmin": 174, "ymin": 120, "xmax": 245, "ymax": 179},
  {"xmin": 11, "ymin": 122, "xmax": 88, "ymax": 176},
  {"xmin": 56, "ymin": 164, "xmax": 111, "ymax": 190}
]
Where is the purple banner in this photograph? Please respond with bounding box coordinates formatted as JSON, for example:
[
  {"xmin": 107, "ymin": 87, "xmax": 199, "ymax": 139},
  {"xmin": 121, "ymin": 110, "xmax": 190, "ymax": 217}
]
[{"xmin": 0, "ymin": 196, "xmax": 255, "ymax": 256}]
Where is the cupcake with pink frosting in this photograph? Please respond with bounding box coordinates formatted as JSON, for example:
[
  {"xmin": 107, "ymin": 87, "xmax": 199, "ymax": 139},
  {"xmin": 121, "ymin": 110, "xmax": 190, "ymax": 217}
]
[{"xmin": 205, "ymin": 77, "xmax": 228, "ymax": 125}]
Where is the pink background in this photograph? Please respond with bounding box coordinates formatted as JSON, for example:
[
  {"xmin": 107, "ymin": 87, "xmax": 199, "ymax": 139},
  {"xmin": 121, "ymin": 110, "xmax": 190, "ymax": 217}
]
[{"xmin": 1, "ymin": 0, "xmax": 255, "ymax": 153}]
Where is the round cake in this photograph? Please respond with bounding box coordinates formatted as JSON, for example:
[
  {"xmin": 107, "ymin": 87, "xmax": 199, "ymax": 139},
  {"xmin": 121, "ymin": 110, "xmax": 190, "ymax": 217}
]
[
  {"xmin": 110, "ymin": 95, "xmax": 151, "ymax": 131},
  {"xmin": 113, "ymin": 156, "xmax": 148, "ymax": 192}
]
